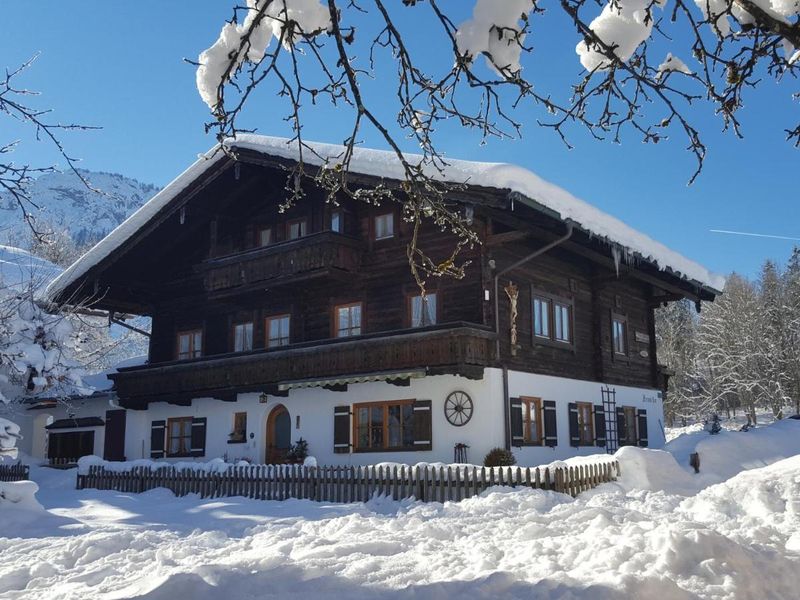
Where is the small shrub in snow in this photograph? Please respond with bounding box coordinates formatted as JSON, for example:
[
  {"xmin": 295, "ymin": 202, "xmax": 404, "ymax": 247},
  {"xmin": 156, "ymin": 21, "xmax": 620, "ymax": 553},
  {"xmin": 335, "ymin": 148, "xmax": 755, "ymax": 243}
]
[
  {"xmin": 705, "ymin": 413, "xmax": 722, "ymax": 435},
  {"xmin": 483, "ymin": 447, "xmax": 516, "ymax": 467},
  {"xmin": 285, "ymin": 438, "xmax": 309, "ymax": 464}
]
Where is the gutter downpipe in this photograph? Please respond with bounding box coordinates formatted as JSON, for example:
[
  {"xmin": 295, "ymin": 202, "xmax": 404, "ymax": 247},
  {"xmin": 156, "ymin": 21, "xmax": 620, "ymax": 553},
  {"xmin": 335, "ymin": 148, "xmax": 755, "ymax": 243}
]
[{"xmin": 494, "ymin": 222, "xmax": 574, "ymax": 450}]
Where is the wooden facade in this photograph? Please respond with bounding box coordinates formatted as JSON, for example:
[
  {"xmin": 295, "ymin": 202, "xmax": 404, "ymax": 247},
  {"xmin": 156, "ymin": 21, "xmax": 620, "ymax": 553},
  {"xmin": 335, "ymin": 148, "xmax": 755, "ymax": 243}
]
[{"xmin": 50, "ymin": 152, "xmax": 718, "ymax": 410}]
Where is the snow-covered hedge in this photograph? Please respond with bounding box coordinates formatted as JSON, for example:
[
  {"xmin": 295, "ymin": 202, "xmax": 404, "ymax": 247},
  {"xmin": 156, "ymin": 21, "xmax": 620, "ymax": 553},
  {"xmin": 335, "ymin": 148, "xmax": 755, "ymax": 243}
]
[{"xmin": 0, "ymin": 480, "xmax": 43, "ymax": 512}]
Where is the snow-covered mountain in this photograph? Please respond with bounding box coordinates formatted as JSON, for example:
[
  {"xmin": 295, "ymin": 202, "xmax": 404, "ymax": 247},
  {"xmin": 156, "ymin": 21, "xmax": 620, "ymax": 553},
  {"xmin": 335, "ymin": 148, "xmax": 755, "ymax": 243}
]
[{"xmin": 0, "ymin": 169, "xmax": 158, "ymax": 246}]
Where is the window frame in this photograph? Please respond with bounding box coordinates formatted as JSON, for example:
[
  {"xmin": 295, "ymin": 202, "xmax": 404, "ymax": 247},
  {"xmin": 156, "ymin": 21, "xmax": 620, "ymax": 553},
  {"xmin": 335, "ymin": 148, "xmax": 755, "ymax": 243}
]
[
  {"xmin": 286, "ymin": 217, "xmax": 308, "ymax": 241},
  {"xmin": 621, "ymin": 405, "xmax": 637, "ymax": 445},
  {"xmin": 229, "ymin": 412, "xmax": 248, "ymax": 444},
  {"xmin": 521, "ymin": 396, "xmax": 543, "ymax": 446},
  {"xmin": 233, "ymin": 321, "xmax": 254, "ymax": 353},
  {"xmin": 352, "ymin": 399, "xmax": 415, "ymax": 452},
  {"xmin": 334, "ymin": 302, "xmax": 363, "ymax": 338},
  {"xmin": 408, "ymin": 292, "xmax": 438, "ymax": 328},
  {"xmin": 531, "ymin": 287, "xmax": 575, "ymax": 349},
  {"xmin": 611, "ymin": 312, "xmax": 629, "ymax": 357},
  {"xmin": 372, "ymin": 211, "xmax": 395, "ymax": 241},
  {"xmin": 166, "ymin": 417, "xmax": 193, "ymax": 457},
  {"xmin": 265, "ymin": 314, "xmax": 291, "ymax": 348},
  {"xmin": 257, "ymin": 226, "xmax": 274, "ymax": 247},
  {"xmin": 176, "ymin": 329, "xmax": 203, "ymax": 360},
  {"xmin": 576, "ymin": 401, "xmax": 594, "ymax": 446}
]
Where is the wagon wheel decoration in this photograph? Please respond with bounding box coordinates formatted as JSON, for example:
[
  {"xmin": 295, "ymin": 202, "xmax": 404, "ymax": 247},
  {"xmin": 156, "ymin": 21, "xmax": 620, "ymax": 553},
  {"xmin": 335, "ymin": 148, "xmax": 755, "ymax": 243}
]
[{"xmin": 444, "ymin": 391, "xmax": 474, "ymax": 427}]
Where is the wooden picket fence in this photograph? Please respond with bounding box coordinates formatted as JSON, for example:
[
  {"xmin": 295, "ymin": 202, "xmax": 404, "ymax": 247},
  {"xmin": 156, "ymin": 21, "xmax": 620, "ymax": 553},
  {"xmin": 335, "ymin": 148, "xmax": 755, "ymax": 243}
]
[
  {"xmin": 0, "ymin": 462, "xmax": 30, "ymax": 482},
  {"xmin": 76, "ymin": 460, "xmax": 619, "ymax": 503}
]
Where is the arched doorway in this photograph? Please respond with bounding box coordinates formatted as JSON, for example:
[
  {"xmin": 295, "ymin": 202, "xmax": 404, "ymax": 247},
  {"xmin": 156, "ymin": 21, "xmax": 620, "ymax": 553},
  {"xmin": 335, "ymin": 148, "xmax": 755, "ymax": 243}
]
[{"xmin": 265, "ymin": 404, "xmax": 291, "ymax": 464}]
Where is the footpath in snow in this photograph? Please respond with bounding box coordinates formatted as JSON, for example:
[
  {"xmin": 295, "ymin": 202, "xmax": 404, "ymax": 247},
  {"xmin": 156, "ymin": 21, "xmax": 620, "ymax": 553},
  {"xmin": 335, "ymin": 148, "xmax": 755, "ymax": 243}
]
[{"xmin": 1, "ymin": 420, "xmax": 800, "ymax": 599}]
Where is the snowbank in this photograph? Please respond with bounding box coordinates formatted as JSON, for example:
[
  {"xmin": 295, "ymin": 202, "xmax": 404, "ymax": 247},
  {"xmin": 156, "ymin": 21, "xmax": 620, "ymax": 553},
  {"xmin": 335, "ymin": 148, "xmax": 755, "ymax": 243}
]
[
  {"xmin": 615, "ymin": 446, "xmax": 698, "ymax": 494},
  {"xmin": 666, "ymin": 419, "xmax": 800, "ymax": 484},
  {"xmin": 0, "ymin": 416, "xmax": 21, "ymax": 458},
  {"xmin": 0, "ymin": 480, "xmax": 43, "ymax": 512},
  {"xmin": 46, "ymin": 135, "xmax": 724, "ymax": 304},
  {"xmin": 77, "ymin": 455, "xmax": 253, "ymax": 475}
]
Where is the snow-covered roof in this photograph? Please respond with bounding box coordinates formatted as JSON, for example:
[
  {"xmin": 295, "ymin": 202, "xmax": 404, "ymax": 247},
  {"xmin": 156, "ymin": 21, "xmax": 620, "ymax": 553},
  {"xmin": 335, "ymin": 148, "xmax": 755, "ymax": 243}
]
[{"xmin": 46, "ymin": 135, "xmax": 725, "ymax": 300}]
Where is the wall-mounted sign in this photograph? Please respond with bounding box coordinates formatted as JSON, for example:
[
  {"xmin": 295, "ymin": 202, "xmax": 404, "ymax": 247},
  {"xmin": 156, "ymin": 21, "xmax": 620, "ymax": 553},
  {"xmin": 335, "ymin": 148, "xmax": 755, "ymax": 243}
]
[{"xmin": 634, "ymin": 331, "xmax": 650, "ymax": 344}]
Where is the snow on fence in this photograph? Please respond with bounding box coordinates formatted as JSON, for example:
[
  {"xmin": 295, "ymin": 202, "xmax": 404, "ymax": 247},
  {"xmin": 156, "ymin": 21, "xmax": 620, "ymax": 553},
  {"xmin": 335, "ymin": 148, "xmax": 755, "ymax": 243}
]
[
  {"xmin": 0, "ymin": 462, "xmax": 30, "ymax": 482},
  {"xmin": 76, "ymin": 460, "xmax": 619, "ymax": 502}
]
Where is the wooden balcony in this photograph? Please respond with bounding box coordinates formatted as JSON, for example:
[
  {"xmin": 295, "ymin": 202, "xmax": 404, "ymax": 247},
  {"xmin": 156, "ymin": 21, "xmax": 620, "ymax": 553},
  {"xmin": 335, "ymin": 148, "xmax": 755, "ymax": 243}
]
[
  {"xmin": 111, "ymin": 324, "xmax": 496, "ymax": 409},
  {"xmin": 198, "ymin": 231, "xmax": 364, "ymax": 293}
]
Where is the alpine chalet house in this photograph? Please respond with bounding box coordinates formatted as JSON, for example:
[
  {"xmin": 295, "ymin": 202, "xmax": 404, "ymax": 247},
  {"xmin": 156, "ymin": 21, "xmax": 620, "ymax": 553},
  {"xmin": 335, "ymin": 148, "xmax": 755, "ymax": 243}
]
[{"xmin": 46, "ymin": 136, "xmax": 723, "ymax": 466}]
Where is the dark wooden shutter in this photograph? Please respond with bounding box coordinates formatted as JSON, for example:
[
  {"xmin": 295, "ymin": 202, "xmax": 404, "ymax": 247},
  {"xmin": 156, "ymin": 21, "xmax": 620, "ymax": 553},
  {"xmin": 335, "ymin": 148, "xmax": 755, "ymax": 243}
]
[
  {"xmin": 413, "ymin": 399, "xmax": 432, "ymax": 451},
  {"xmin": 568, "ymin": 403, "xmax": 580, "ymax": 447},
  {"xmin": 543, "ymin": 400, "xmax": 558, "ymax": 447},
  {"xmin": 617, "ymin": 407, "xmax": 626, "ymax": 445},
  {"xmin": 333, "ymin": 405, "xmax": 351, "ymax": 454},
  {"xmin": 637, "ymin": 409, "xmax": 648, "ymax": 447},
  {"xmin": 190, "ymin": 417, "xmax": 207, "ymax": 457},
  {"xmin": 150, "ymin": 420, "xmax": 165, "ymax": 459},
  {"xmin": 594, "ymin": 405, "xmax": 606, "ymax": 447},
  {"xmin": 510, "ymin": 397, "xmax": 524, "ymax": 447}
]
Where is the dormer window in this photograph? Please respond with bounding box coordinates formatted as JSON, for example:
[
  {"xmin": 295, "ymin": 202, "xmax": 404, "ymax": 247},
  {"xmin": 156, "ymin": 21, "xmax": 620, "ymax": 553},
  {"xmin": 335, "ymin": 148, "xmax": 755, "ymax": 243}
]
[{"xmin": 373, "ymin": 212, "xmax": 394, "ymax": 240}]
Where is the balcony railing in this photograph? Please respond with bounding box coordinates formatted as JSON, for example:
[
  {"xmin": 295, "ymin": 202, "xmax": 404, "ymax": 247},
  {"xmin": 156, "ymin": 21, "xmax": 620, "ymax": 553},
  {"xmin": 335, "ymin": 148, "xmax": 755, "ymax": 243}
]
[
  {"xmin": 198, "ymin": 231, "xmax": 364, "ymax": 292},
  {"xmin": 111, "ymin": 324, "xmax": 496, "ymax": 408}
]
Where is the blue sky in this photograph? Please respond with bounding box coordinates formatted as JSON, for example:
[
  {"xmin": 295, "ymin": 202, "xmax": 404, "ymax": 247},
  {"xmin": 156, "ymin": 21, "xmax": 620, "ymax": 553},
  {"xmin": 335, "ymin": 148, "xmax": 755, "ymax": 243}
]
[{"xmin": 1, "ymin": 1, "xmax": 797, "ymax": 279}]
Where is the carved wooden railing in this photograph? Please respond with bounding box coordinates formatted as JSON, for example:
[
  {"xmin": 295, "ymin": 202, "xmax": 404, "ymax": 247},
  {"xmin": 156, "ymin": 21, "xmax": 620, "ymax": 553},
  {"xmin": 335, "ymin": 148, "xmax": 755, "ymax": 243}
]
[
  {"xmin": 198, "ymin": 231, "xmax": 364, "ymax": 291},
  {"xmin": 112, "ymin": 324, "xmax": 495, "ymax": 407}
]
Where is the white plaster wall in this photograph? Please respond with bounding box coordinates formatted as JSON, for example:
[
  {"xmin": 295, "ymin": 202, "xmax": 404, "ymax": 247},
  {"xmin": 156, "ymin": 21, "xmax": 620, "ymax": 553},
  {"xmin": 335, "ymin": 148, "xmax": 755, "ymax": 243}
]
[
  {"xmin": 124, "ymin": 368, "xmax": 665, "ymax": 468},
  {"xmin": 507, "ymin": 370, "xmax": 666, "ymax": 464},
  {"xmin": 135, "ymin": 371, "xmax": 506, "ymax": 466}
]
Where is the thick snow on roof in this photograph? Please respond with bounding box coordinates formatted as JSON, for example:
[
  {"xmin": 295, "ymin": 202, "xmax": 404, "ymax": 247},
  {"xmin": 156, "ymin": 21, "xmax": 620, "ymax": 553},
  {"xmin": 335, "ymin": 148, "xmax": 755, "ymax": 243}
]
[{"xmin": 46, "ymin": 135, "xmax": 725, "ymax": 300}]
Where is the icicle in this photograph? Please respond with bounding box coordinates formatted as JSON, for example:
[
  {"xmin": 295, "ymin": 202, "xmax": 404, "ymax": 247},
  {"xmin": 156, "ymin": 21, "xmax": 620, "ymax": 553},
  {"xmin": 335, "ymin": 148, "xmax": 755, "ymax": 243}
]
[{"xmin": 611, "ymin": 246, "xmax": 621, "ymax": 277}]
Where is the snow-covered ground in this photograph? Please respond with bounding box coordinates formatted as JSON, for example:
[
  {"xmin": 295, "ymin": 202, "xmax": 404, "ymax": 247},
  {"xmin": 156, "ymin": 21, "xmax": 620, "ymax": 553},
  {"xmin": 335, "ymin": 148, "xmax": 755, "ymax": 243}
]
[
  {"xmin": 664, "ymin": 411, "xmax": 779, "ymax": 442},
  {"xmin": 2, "ymin": 421, "xmax": 800, "ymax": 599}
]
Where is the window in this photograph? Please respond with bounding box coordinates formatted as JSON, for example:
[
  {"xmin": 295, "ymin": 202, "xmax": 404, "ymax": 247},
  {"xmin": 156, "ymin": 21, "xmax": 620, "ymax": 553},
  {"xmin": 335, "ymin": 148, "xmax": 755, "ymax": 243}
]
[
  {"xmin": 622, "ymin": 406, "xmax": 637, "ymax": 444},
  {"xmin": 533, "ymin": 296, "xmax": 551, "ymax": 338},
  {"xmin": 330, "ymin": 210, "xmax": 342, "ymax": 233},
  {"xmin": 167, "ymin": 417, "xmax": 193, "ymax": 456},
  {"xmin": 522, "ymin": 396, "xmax": 542, "ymax": 444},
  {"xmin": 532, "ymin": 292, "xmax": 573, "ymax": 346},
  {"xmin": 410, "ymin": 293, "xmax": 437, "ymax": 327},
  {"xmin": 335, "ymin": 302, "xmax": 362, "ymax": 337},
  {"xmin": 354, "ymin": 400, "xmax": 414, "ymax": 451},
  {"xmin": 612, "ymin": 314, "xmax": 628, "ymax": 355},
  {"xmin": 258, "ymin": 227, "xmax": 273, "ymax": 247},
  {"xmin": 287, "ymin": 218, "xmax": 307, "ymax": 240},
  {"xmin": 577, "ymin": 402, "xmax": 594, "ymax": 446},
  {"xmin": 233, "ymin": 322, "xmax": 254, "ymax": 352},
  {"xmin": 553, "ymin": 302, "xmax": 572, "ymax": 343},
  {"xmin": 266, "ymin": 314, "xmax": 291, "ymax": 348},
  {"xmin": 230, "ymin": 412, "xmax": 247, "ymax": 443},
  {"xmin": 177, "ymin": 330, "xmax": 202, "ymax": 360},
  {"xmin": 373, "ymin": 212, "xmax": 394, "ymax": 240}
]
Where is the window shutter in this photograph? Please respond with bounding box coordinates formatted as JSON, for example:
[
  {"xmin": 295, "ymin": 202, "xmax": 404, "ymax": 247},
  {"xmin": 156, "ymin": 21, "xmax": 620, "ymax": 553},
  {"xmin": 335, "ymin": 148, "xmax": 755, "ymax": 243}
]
[
  {"xmin": 510, "ymin": 397, "xmax": 524, "ymax": 447},
  {"xmin": 568, "ymin": 403, "xmax": 580, "ymax": 447},
  {"xmin": 333, "ymin": 406, "xmax": 351, "ymax": 454},
  {"xmin": 594, "ymin": 405, "xmax": 607, "ymax": 447},
  {"xmin": 637, "ymin": 409, "xmax": 648, "ymax": 447},
  {"xmin": 543, "ymin": 400, "xmax": 558, "ymax": 447},
  {"xmin": 413, "ymin": 399, "xmax": 432, "ymax": 451},
  {"xmin": 190, "ymin": 417, "xmax": 207, "ymax": 457},
  {"xmin": 616, "ymin": 407, "xmax": 626, "ymax": 445},
  {"xmin": 150, "ymin": 420, "xmax": 165, "ymax": 459}
]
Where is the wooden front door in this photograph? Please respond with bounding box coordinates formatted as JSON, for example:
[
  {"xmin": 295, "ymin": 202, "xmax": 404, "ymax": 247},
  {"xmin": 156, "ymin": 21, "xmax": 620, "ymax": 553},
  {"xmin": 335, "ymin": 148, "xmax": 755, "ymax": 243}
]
[
  {"xmin": 103, "ymin": 409, "xmax": 127, "ymax": 461},
  {"xmin": 266, "ymin": 405, "xmax": 291, "ymax": 464}
]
